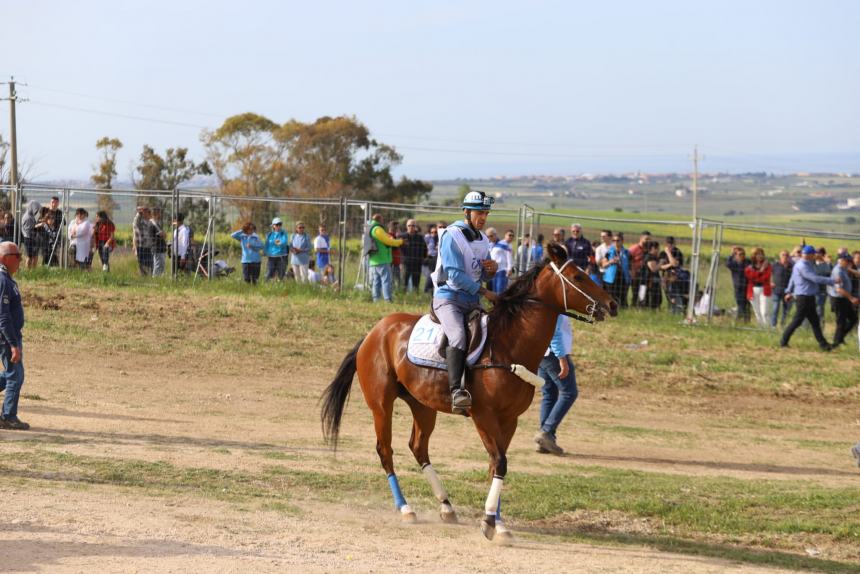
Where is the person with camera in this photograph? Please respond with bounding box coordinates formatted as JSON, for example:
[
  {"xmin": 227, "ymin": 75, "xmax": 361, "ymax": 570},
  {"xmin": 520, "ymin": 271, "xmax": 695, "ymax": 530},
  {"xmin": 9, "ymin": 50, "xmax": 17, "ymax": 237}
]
[
  {"xmin": 602, "ymin": 232, "xmax": 630, "ymax": 308},
  {"xmin": 726, "ymin": 246, "xmax": 751, "ymax": 322},
  {"xmin": 231, "ymin": 222, "xmax": 264, "ymax": 284}
]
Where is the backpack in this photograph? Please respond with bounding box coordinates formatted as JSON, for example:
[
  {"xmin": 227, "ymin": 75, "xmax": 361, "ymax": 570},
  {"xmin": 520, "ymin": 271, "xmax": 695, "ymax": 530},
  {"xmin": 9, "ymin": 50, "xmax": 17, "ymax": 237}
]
[{"xmin": 362, "ymin": 222, "xmax": 379, "ymax": 257}]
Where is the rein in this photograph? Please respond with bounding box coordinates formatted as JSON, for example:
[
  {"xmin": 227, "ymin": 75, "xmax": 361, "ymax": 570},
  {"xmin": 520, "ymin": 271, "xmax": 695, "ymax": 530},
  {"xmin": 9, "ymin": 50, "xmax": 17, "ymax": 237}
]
[{"xmin": 471, "ymin": 259, "xmax": 599, "ymax": 373}]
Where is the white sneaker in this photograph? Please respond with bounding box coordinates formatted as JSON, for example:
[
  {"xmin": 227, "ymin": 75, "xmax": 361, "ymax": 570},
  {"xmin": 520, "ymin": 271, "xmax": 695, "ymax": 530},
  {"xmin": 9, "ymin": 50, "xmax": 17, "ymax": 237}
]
[
  {"xmin": 102, "ymin": 264, "xmax": 109, "ymax": 272},
  {"xmin": 852, "ymin": 443, "xmax": 860, "ymax": 468}
]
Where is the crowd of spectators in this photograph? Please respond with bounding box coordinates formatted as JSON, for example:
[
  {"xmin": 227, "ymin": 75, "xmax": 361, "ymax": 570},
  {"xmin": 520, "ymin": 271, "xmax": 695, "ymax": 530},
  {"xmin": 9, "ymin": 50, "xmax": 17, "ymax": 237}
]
[
  {"xmin": 725, "ymin": 244, "xmax": 860, "ymax": 339},
  {"xmin": 7, "ymin": 202, "xmax": 860, "ymax": 343}
]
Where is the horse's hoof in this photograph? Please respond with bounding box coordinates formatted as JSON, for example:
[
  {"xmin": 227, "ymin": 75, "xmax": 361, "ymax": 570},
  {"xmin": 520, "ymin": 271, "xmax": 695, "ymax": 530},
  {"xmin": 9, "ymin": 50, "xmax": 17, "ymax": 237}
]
[
  {"xmin": 494, "ymin": 529, "xmax": 514, "ymax": 545},
  {"xmin": 401, "ymin": 511, "xmax": 417, "ymax": 523},
  {"xmin": 440, "ymin": 502, "xmax": 458, "ymax": 524},
  {"xmin": 400, "ymin": 504, "xmax": 417, "ymax": 523},
  {"xmin": 481, "ymin": 517, "xmax": 496, "ymax": 541}
]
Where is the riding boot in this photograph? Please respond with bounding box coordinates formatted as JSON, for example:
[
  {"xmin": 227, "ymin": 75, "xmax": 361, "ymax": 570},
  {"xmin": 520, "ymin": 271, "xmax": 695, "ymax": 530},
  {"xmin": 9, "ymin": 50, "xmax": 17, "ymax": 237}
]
[{"xmin": 445, "ymin": 347, "xmax": 471, "ymax": 415}]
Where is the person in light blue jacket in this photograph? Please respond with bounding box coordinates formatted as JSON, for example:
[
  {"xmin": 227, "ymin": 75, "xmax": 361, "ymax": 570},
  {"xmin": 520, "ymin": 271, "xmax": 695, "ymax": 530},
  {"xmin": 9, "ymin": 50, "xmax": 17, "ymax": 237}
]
[
  {"xmin": 290, "ymin": 221, "xmax": 311, "ymax": 283},
  {"xmin": 264, "ymin": 217, "xmax": 289, "ymax": 281},
  {"xmin": 534, "ymin": 314, "xmax": 578, "ymax": 456},
  {"xmin": 231, "ymin": 222, "xmax": 264, "ymax": 284}
]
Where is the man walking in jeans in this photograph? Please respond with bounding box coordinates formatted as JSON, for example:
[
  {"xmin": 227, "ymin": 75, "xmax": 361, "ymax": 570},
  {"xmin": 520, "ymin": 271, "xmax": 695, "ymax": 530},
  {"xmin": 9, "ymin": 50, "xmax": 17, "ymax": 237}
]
[
  {"xmin": 780, "ymin": 245, "xmax": 839, "ymax": 351},
  {"xmin": 535, "ymin": 313, "xmax": 578, "ymax": 455},
  {"xmin": 0, "ymin": 242, "xmax": 28, "ymax": 430}
]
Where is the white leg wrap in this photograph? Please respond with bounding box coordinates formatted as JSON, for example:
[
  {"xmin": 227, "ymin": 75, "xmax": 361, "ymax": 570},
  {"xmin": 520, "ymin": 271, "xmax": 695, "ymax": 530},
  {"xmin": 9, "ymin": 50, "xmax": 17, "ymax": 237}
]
[
  {"xmin": 484, "ymin": 477, "xmax": 504, "ymax": 516},
  {"xmin": 422, "ymin": 464, "xmax": 449, "ymax": 502}
]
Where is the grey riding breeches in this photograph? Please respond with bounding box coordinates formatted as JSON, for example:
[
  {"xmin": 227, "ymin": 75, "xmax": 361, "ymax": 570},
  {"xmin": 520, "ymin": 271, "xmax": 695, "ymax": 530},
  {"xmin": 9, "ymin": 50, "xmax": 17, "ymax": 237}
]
[{"xmin": 432, "ymin": 296, "xmax": 479, "ymax": 351}]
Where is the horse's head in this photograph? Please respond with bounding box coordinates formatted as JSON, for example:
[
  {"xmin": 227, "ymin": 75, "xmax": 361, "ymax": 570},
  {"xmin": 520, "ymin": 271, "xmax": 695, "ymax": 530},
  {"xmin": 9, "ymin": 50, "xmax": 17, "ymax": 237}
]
[{"xmin": 539, "ymin": 242, "xmax": 618, "ymax": 322}]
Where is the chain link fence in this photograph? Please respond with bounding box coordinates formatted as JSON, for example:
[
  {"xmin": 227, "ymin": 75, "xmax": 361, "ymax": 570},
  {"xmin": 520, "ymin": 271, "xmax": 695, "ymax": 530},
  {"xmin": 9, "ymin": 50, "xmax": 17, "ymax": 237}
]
[{"xmin": 2, "ymin": 183, "xmax": 858, "ymax": 334}]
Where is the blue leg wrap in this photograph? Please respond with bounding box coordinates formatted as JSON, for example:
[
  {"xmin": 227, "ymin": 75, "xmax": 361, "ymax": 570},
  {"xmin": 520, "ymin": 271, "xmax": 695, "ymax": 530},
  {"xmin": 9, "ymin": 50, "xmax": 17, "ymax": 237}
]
[
  {"xmin": 496, "ymin": 495, "xmax": 502, "ymax": 521},
  {"xmin": 387, "ymin": 473, "xmax": 407, "ymax": 509}
]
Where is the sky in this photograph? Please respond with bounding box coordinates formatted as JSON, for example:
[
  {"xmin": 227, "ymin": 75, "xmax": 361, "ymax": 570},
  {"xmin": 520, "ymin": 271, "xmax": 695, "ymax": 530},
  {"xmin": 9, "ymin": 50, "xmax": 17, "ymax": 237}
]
[{"xmin": 2, "ymin": 0, "xmax": 859, "ymax": 182}]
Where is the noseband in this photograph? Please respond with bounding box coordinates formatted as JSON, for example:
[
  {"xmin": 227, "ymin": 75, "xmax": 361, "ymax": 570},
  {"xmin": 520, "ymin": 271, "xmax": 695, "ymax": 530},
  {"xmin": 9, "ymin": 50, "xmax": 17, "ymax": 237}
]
[{"xmin": 526, "ymin": 260, "xmax": 599, "ymax": 324}]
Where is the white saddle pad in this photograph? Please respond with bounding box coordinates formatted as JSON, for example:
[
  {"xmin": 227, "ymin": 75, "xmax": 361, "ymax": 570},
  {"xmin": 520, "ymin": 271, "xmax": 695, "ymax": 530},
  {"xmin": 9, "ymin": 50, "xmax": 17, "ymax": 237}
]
[{"xmin": 406, "ymin": 314, "xmax": 488, "ymax": 370}]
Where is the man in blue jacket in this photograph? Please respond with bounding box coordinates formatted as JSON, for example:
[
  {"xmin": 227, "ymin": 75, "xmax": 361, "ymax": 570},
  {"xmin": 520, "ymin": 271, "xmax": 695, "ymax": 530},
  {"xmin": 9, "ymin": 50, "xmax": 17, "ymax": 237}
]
[
  {"xmin": 431, "ymin": 191, "xmax": 498, "ymax": 415},
  {"xmin": 0, "ymin": 242, "xmax": 27, "ymax": 430},
  {"xmin": 780, "ymin": 245, "xmax": 839, "ymax": 350}
]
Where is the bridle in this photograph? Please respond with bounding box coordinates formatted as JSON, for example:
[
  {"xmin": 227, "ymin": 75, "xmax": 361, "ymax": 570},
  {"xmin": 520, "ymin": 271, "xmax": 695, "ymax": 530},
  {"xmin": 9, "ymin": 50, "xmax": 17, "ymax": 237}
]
[{"xmin": 526, "ymin": 259, "xmax": 600, "ymax": 324}]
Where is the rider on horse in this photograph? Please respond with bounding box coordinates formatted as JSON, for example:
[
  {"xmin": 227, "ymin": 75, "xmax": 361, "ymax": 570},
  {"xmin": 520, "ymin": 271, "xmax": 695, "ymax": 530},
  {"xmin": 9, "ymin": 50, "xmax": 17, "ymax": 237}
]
[{"xmin": 431, "ymin": 190, "xmax": 499, "ymax": 415}]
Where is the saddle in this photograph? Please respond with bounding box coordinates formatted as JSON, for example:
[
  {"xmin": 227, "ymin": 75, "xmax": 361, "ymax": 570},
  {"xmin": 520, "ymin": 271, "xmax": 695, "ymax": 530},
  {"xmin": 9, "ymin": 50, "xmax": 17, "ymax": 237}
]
[
  {"xmin": 406, "ymin": 308, "xmax": 489, "ymax": 370},
  {"xmin": 428, "ymin": 306, "xmax": 485, "ymax": 356}
]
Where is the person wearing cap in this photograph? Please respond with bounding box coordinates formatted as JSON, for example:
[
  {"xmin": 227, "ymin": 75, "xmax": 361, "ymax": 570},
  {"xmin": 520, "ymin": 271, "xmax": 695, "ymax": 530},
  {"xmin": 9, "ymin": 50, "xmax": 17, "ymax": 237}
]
[
  {"xmin": 264, "ymin": 217, "xmax": 289, "ymax": 281},
  {"xmin": 780, "ymin": 245, "xmax": 840, "ymax": 351},
  {"xmin": 565, "ymin": 224, "xmax": 593, "ymax": 271},
  {"xmin": 431, "ymin": 190, "xmax": 498, "ymax": 415},
  {"xmin": 0, "ymin": 241, "xmax": 28, "ymax": 430},
  {"xmin": 828, "ymin": 252, "xmax": 859, "ymax": 347}
]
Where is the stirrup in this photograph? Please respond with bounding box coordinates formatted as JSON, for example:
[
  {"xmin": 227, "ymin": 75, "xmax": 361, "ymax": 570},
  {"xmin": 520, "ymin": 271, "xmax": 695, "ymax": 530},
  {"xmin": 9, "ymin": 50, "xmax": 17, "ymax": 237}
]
[{"xmin": 451, "ymin": 389, "xmax": 472, "ymax": 416}]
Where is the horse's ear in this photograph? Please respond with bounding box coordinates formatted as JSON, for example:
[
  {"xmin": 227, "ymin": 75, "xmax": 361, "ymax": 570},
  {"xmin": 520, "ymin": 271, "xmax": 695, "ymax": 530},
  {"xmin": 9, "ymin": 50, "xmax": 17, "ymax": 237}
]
[{"xmin": 546, "ymin": 241, "xmax": 568, "ymax": 266}]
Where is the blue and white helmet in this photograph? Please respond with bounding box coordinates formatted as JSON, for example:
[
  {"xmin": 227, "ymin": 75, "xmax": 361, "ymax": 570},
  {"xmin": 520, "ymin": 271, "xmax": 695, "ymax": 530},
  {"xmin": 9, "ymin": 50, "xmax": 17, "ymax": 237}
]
[{"xmin": 462, "ymin": 190, "xmax": 494, "ymax": 211}]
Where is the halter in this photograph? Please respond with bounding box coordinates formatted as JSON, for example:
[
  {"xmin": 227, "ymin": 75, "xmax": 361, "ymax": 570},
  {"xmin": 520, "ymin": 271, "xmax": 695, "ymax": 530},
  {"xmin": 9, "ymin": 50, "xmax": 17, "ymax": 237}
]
[{"xmin": 546, "ymin": 259, "xmax": 599, "ymax": 324}]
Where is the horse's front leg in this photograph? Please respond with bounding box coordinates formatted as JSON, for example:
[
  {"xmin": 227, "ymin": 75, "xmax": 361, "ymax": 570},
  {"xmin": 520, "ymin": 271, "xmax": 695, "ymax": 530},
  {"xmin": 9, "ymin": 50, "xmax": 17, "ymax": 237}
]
[
  {"xmin": 472, "ymin": 411, "xmax": 514, "ymax": 541},
  {"xmin": 473, "ymin": 413, "xmax": 519, "ymax": 542}
]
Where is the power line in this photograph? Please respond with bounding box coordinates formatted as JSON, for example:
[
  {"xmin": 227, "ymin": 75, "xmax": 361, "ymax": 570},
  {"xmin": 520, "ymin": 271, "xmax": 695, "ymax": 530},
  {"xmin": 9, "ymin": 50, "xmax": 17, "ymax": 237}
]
[
  {"xmin": 395, "ymin": 144, "xmax": 687, "ymax": 160},
  {"xmin": 377, "ymin": 132, "xmax": 688, "ymax": 150},
  {"xmin": 27, "ymin": 84, "xmax": 225, "ymax": 119},
  {"xmin": 28, "ymin": 100, "xmax": 210, "ymax": 129}
]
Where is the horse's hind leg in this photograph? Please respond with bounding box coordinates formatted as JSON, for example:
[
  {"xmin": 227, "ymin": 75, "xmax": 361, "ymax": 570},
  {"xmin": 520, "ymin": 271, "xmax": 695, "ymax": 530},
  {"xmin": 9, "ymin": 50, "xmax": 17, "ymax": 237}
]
[
  {"xmin": 369, "ymin": 386, "xmax": 417, "ymax": 522},
  {"xmin": 403, "ymin": 395, "xmax": 458, "ymax": 524}
]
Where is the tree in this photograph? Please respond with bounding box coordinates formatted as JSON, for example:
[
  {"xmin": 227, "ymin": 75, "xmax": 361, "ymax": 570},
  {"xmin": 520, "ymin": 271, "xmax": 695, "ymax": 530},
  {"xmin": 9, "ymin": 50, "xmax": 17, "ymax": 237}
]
[
  {"xmin": 275, "ymin": 115, "xmax": 432, "ymax": 225},
  {"xmin": 133, "ymin": 145, "xmax": 214, "ymax": 232},
  {"xmin": 202, "ymin": 113, "xmax": 281, "ymax": 224},
  {"xmin": 91, "ymin": 137, "xmax": 123, "ymax": 214}
]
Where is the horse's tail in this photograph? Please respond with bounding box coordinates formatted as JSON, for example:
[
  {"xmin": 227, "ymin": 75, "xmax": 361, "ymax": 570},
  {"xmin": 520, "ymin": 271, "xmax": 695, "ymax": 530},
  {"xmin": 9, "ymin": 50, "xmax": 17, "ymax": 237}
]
[{"xmin": 321, "ymin": 338, "xmax": 364, "ymax": 449}]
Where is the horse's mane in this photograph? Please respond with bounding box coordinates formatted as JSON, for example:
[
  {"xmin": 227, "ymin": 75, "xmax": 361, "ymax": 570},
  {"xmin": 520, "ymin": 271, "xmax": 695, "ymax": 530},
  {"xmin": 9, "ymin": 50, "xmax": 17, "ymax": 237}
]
[
  {"xmin": 487, "ymin": 261, "xmax": 548, "ymax": 334},
  {"xmin": 487, "ymin": 241, "xmax": 567, "ymax": 334}
]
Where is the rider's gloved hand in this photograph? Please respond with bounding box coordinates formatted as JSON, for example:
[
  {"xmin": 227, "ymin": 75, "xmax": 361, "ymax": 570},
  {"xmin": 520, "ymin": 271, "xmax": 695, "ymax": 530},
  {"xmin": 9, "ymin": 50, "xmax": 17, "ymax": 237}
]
[{"xmin": 479, "ymin": 287, "xmax": 499, "ymax": 304}]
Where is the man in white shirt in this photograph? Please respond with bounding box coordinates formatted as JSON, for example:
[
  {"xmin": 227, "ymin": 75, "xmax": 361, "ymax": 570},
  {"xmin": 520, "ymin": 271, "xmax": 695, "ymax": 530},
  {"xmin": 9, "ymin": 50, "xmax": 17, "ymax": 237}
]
[
  {"xmin": 313, "ymin": 224, "xmax": 330, "ymax": 270},
  {"xmin": 487, "ymin": 228, "xmax": 514, "ymax": 293},
  {"xmin": 593, "ymin": 229, "xmax": 613, "ymax": 278},
  {"xmin": 172, "ymin": 213, "xmax": 191, "ymax": 272}
]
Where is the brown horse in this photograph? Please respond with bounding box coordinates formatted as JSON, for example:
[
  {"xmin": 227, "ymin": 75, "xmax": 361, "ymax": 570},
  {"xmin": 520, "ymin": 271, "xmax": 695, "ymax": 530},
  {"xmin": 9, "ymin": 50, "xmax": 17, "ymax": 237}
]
[{"xmin": 321, "ymin": 242, "xmax": 616, "ymax": 540}]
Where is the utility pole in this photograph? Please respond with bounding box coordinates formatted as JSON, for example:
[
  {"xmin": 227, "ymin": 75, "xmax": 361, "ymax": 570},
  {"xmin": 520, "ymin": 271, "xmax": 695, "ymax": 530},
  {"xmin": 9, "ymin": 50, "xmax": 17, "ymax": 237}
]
[
  {"xmin": 7, "ymin": 79, "xmax": 19, "ymax": 187},
  {"xmin": 691, "ymin": 144, "xmax": 699, "ymax": 223},
  {"xmin": 1, "ymin": 77, "xmax": 26, "ymax": 243}
]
